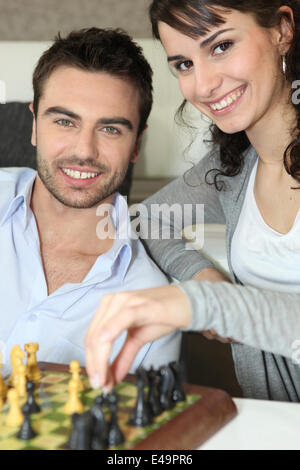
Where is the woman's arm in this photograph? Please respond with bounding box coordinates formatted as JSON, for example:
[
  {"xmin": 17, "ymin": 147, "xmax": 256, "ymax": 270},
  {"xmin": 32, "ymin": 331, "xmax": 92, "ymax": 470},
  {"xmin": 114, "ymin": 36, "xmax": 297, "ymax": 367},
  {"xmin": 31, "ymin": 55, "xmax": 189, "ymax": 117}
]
[
  {"xmin": 85, "ymin": 281, "xmax": 300, "ymax": 389},
  {"xmin": 138, "ymin": 149, "xmax": 226, "ymax": 281}
]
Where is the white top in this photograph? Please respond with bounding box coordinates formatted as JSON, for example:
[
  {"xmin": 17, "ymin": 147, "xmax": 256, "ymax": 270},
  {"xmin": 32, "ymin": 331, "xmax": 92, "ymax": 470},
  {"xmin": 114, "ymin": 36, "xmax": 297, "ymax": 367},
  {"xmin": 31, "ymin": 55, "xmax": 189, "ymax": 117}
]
[{"xmin": 231, "ymin": 159, "xmax": 300, "ymax": 292}]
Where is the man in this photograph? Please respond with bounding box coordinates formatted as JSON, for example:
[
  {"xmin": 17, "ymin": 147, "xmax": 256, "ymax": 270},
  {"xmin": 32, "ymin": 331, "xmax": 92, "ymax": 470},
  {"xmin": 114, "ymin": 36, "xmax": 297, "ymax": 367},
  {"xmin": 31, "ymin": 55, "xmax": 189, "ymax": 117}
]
[{"xmin": 0, "ymin": 28, "xmax": 181, "ymax": 377}]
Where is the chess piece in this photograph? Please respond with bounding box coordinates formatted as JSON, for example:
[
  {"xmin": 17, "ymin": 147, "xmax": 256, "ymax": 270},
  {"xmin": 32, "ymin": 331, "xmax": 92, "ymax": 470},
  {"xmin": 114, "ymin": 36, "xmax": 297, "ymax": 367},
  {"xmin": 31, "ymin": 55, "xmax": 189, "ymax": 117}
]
[
  {"xmin": 129, "ymin": 368, "xmax": 153, "ymax": 427},
  {"xmin": 17, "ymin": 363, "xmax": 27, "ymax": 398},
  {"xmin": 22, "ymin": 381, "xmax": 41, "ymax": 414},
  {"xmin": 8, "ymin": 345, "xmax": 25, "ymax": 388},
  {"xmin": 107, "ymin": 391, "xmax": 125, "ymax": 447},
  {"xmin": 70, "ymin": 360, "xmax": 84, "ymax": 392},
  {"xmin": 147, "ymin": 367, "xmax": 162, "ymax": 416},
  {"xmin": 6, "ymin": 388, "xmax": 24, "ymax": 427},
  {"xmin": 17, "ymin": 403, "xmax": 37, "ymax": 440},
  {"xmin": 66, "ymin": 411, "xmax": 93, "ymax": 450},
  {"xmin": 0, "ymin": 353, "xmax": 7, "ymax": 405},
  {"xmin": 64, "ymin": 378, "xmax": 84, "ymax": 415},
  {"xmin": 25, "ymin": 343, "xmax": 41, "ymax": 382},
  {"xmin": 159, "ymin": 365, "xmax": 176, "ymax": 411},
  {"xmin": 169, "ymin": 362, "xmax": 186, "ymax": 403},
  {"xmin": 90, "ymin": 395, "xmax": 108, "ymax": 450}
]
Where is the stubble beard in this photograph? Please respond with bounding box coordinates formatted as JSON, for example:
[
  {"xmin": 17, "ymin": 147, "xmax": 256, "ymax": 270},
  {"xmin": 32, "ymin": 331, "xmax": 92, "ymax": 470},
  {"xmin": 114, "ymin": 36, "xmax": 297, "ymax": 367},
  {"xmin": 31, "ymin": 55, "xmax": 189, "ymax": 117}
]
[{"xmin": 36, "ymin": 153, "xmax": 128, "ymax": 209}]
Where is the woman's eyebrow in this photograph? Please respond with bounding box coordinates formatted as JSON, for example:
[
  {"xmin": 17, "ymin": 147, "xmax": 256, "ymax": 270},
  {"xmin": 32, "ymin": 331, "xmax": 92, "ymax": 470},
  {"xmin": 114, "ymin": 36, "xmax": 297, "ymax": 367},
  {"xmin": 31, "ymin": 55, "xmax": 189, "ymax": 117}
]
[
  {"xmin": 200, "ymin": 28, "xmax": 235, "ymax": 48},
  {"xmin": 167, "ymin": 27, "xmax": 235, "ymax": 62}
]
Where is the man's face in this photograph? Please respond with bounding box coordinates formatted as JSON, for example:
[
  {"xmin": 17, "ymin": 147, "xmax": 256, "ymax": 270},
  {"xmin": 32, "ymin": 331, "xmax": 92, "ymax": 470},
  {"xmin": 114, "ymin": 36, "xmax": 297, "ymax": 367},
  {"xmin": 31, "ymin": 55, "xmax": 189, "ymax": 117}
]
[{"xmin": 31, "ymin": 66, "xmax": 141, "ymax": 208}]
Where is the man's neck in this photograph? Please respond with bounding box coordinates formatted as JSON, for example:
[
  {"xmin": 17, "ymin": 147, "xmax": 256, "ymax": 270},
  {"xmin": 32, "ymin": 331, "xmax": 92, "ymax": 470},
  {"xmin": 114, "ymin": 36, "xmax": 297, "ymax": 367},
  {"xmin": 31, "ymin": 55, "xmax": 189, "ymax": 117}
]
[{"xmin": 30, "ymin": 177, "xmax": 116, "ymax": 255}]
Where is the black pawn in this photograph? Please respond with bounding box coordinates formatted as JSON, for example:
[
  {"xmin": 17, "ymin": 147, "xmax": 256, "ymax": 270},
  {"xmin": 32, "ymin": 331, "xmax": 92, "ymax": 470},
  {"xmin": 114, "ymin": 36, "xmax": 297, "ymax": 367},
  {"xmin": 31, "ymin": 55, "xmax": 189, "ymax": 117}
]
[
  {"xmin": 159, "ymin": 365, "xmax": 175, "ymax": 411},
  {"xmin": 147, "ymin": 367, "xmax": 162, "ymax": 417},
  {"xmin": 129, "ymin": 368, "xmax": 152, "ymax": 427},
  {"xmin": 90, "ymin": 395, "xmax": 108, "ymax": 450},
  {"xmin": 17, "ymin": 403, "xmax": 37, "ymax": 440},
  {"xmin": 22, "ymin": 381, "xmax": 41, "ymax": 414},
  {"xmin": 67, "ymin": 411, "xmax": 93, "ymax": 450},
  {"xmin": 169, "ymin": 362, "xmax": 186, "ymax": 403},
  {"xmin": 107, "ymin": 391, "xmax": 125, "ymax": 447}
]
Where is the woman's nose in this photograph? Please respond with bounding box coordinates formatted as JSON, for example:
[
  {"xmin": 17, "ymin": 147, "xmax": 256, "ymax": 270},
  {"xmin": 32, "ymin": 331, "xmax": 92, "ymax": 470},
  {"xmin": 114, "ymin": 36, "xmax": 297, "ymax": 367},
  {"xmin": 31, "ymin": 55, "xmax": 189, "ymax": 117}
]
[{"xmin": 191, "ymin": 62, "xmax": 222, "ymax": 101}]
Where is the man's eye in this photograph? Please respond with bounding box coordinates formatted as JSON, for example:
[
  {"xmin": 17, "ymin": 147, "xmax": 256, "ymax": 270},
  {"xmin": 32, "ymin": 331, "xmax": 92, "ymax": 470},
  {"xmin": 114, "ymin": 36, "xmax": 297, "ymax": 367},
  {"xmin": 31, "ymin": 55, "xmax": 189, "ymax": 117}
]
[
  {"xmin": 213, "ymin": 40, "xmax": 233, "ymax": 55},
  {"xmin": 103, "ymin": 126, "xmax": 120, "ymax": 135},
  {"xmin": 56, "ymin": 119, "xmax": 73, "ymax": 127}
]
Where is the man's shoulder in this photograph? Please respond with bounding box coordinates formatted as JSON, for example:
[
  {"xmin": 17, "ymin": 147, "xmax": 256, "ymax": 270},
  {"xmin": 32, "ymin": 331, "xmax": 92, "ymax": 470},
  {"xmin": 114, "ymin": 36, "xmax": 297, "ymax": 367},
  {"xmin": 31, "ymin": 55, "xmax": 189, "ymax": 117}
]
[
  {"xmin": 0, "ymin": 167, "xmax": 36, "ymax": 205},
  {"xmin": 127, "ymin": 237, "xmax": 170, "ymax": 287},
  {"xmin": 0, "ymin": 167, "xmax": 36, "ymax": 184}
]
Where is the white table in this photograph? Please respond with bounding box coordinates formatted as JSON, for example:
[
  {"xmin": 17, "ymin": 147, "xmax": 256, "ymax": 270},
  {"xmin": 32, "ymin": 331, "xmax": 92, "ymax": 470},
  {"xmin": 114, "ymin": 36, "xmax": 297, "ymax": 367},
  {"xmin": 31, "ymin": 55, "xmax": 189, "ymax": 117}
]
[{"xmin": 200, "ymin": 398, "xmax": 300, "ymax": 450}]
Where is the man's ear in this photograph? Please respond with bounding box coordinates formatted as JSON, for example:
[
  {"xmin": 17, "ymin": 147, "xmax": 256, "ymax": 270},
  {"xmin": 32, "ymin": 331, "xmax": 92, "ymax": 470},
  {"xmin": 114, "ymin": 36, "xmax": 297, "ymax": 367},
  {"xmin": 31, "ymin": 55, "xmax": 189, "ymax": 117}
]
[
  {"xmin": 29, "ymin": 103, "xmax": 37, "ymax": 147},
  {"xmin": 130, "ymin": 124, "xmax": 148, "ymax": 164}
]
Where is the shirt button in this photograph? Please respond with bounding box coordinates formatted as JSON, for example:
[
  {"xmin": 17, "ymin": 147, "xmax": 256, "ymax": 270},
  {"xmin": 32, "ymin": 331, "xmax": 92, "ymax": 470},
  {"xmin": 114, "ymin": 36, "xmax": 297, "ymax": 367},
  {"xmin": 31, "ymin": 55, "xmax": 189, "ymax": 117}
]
[{"xmin": 28, "ymin": 314, "xmax": 38, "ymax": 322}]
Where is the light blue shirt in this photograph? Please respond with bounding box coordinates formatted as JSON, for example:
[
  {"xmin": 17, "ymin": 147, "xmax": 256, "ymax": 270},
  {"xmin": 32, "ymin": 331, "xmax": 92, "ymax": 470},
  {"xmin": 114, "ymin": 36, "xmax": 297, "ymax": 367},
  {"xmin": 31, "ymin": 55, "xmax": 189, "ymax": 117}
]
[{"xmin": 0, "ymin": 167, "xmax": 181, "ymax": 376}]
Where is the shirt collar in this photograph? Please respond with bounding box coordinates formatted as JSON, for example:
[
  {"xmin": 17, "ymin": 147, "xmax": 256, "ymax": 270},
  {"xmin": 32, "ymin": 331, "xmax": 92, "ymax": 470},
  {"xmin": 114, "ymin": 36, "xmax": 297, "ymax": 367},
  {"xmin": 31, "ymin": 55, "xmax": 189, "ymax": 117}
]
[
  {"xmin": 0, "ymin": 170, "xmax": 37, "ymax": 228},
  {"xmin": 75, "ymin": 192, "xmax": 134, "ymax": 285}
]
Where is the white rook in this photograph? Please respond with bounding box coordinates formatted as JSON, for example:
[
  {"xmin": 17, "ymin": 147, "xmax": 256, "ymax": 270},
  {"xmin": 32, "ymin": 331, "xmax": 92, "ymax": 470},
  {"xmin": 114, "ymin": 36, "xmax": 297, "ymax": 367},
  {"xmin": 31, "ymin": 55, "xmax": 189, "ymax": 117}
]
[{"xmin": 0, "ymin": 80, "xmax": 6, "ymax": 104}]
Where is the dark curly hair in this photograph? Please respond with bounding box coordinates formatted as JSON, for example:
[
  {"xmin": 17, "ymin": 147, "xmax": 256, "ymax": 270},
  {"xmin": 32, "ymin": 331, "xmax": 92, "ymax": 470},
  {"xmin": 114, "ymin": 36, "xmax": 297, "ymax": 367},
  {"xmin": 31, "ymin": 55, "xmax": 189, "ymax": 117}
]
[
  {"xmin": 149, "ymin": 0, "xmax": 300, "ymax": 190},
  {"xmin": 32, "ymin": 27, "xmax": 153, "ymax": 137}
]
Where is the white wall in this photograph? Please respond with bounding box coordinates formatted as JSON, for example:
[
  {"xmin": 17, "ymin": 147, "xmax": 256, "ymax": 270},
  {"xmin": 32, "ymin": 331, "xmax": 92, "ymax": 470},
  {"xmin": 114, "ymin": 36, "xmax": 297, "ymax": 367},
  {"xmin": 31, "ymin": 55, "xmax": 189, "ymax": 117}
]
[{"xmin": 0, "ymin": 39, "xmax": 211, "ymax": 178}]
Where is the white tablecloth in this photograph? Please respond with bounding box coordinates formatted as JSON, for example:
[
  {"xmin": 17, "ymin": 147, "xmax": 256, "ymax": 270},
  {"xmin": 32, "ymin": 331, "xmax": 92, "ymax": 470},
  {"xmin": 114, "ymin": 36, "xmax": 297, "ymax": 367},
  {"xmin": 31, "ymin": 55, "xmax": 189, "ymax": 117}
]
[{"xmin": 201, "ymin": 398, "xmax": 300, "ymax": 450}]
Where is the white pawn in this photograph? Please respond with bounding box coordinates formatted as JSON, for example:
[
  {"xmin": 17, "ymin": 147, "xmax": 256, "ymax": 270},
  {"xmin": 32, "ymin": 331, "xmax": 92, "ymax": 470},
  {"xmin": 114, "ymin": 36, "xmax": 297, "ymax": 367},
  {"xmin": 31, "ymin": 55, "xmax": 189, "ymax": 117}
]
[
  {"xmin": 17, "ymin": 363, "xmax": 27, "ymax": 398},
  {"xmin": 64, "ymin": 379, "xmax": 84, "ymax": 415},
  {"xmin": 70, "ymin": 360, "xmax": 84, "ymax": 392},
  {"xmin": 6, "ymin": 388, "xmax": 24, "ymax": 427}
]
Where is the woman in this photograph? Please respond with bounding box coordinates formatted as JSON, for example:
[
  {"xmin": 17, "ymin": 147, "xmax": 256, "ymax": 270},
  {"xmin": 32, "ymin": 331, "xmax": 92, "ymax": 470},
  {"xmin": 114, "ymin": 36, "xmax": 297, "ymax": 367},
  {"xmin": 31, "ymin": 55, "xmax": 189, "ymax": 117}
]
[{"xmin": 85, "ymin": 0, "xmax": 300, "ymax": 402}]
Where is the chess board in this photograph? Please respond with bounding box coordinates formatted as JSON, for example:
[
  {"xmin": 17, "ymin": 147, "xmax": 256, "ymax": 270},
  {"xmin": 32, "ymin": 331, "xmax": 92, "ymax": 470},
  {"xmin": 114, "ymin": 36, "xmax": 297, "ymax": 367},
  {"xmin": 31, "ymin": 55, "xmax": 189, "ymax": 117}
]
[{"xmin": 0, "ymin": 362, "xmax": 237, "ymax": 450}]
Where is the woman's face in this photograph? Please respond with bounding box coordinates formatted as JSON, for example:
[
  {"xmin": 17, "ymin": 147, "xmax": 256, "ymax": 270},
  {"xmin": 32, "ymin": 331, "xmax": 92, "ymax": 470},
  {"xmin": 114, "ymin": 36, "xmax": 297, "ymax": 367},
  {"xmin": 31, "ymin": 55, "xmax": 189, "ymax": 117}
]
[{"xmin": 158, "ymin": 9, "xmax": 290, "ymax": 136}]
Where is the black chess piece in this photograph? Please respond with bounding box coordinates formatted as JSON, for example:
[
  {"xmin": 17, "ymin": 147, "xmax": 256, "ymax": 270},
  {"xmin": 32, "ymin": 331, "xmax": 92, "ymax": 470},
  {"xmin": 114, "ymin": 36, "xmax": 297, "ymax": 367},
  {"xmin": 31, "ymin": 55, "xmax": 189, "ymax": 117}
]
[
  {"xmin": 107, "ymin": 391, "xmax": 125, "ymax": 447},
  {"xmin": 17, "ymin": 403, "xmax": 37, "ymax": 440},
  {"xmin": 159, "ymin": 365, "xmax": 175, "ymax": 411},
  {"xmin": 22, "ymin": 381, "xmax": 41, "ymax": 414},
  {"xmin": 147, "ymin": 367, "xmax": 162, "ymax": 416},
  {"xmin": 67, "ymin": 411, "xmax": 93, "ymax": 450},
  {"xmin": 90, "ymin": 394, "xmax": 108, "ymax": 450},
  {"xmin": 169, "ymin": 361, "xmax": 186, "ymax": 403},
  {"xmin": 129, "ymin": 368, "xmax": 153, "ymax": 427}
]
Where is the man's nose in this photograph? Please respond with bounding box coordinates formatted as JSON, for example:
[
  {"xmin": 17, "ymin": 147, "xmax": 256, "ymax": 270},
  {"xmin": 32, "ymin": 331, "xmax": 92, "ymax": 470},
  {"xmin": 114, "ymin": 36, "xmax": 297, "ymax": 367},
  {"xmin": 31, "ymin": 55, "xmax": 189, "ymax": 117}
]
[{"xmin": 73, "ymin": 127, "xmax": 98, "ymax": 160}]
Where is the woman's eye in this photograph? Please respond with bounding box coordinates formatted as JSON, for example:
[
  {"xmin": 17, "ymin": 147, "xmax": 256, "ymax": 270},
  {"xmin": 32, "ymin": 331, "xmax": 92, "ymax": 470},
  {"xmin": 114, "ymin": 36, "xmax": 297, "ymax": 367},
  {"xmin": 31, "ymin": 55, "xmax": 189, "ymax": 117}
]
[
  {"xmin": 169, "ymin": 60, "xmax": 193, "ymax": 77},
  {"xmin": 213, "ymin": 40, "xmax": 233, "ymax": 55},
  {"xmin": 56, "ymin": 119, "xmax": 73, "ymax": 127}
]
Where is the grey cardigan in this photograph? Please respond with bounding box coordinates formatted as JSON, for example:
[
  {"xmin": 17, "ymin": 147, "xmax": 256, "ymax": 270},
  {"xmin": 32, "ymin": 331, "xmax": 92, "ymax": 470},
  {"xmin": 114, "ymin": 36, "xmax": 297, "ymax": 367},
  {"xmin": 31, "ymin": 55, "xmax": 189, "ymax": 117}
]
[{"xmin": 142, "ymin": 145, "xmax": 300, "ymax": 401}]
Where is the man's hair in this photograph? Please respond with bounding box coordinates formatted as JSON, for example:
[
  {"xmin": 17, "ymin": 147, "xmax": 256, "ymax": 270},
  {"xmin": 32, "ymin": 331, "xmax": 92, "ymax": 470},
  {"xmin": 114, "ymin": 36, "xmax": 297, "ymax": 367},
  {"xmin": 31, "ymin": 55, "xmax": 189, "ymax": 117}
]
[{"xmin": 32, "ymin": 27, "xmax": 153, "ymax": 136}]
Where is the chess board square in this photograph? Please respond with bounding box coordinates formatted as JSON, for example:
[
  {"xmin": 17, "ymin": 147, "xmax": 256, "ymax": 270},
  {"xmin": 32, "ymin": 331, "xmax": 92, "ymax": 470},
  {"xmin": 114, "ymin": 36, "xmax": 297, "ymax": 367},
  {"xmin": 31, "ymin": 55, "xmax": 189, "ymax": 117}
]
[
  {"xmin": 32, "ymin": 418, "xmax": 61, "ymax": 435},
  {"xmin": 29, "ymin": 433, "xmax": 67, "ymax": 450},
  {"xmin": 0, "ymin": 437, "xmax": 26, "ymax": 450},
  {"xmin": 44, "ymin": 383, "xmax": 70, "ymax": 395},
  {"xmin": 42, "ymin": 410, "xmax": 69, "ymax": 424},
  {"xmin": 42, "ymin": 375, "xmax": 66, "ymax": 385}
]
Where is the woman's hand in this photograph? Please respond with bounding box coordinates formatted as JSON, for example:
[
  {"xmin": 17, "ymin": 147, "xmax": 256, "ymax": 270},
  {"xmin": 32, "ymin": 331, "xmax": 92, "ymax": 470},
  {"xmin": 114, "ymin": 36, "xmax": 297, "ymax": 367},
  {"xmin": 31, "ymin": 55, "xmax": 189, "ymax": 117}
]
[{"xmin": 85, "ymin": 285, "xmax": 191, "ymax": 390}]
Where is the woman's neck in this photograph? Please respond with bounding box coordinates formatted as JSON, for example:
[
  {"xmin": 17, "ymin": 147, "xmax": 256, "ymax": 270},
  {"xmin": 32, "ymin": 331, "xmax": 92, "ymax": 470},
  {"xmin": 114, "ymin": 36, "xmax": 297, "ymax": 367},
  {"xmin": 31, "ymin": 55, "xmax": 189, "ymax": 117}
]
[{"xmin": 245, "ymin": 87, "xmax": 297, "ymax": 171}]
